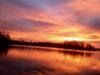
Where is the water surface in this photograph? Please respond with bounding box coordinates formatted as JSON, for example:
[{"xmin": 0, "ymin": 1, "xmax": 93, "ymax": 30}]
[{"xmin": 0, "ymin": 46, "xmax": 100, "ymax": 75}]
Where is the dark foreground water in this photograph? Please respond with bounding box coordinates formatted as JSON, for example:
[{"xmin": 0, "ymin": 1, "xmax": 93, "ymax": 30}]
[{"xmin": 0, "ymin": 46, "xmax": 100, "ymax": 75}]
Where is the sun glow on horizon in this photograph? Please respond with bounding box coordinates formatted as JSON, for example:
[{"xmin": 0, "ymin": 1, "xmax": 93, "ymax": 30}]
[
  {"xmin": 63, "ymin": 37, "xmax": 84, "ymax": 41},
  {"xmin": 51, "ymin": 36, "xmax": 87, "ymax": 42}
]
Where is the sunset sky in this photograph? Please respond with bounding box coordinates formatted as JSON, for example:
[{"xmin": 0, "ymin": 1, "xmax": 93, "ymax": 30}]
[{"xmin": 0, "ymin": 0, "xmax": 100, "ymax": 48}]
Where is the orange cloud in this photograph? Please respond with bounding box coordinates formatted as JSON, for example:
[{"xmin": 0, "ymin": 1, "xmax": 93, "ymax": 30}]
[{"xmin": 0, "ymin": 0, "xmax": 100, "ymax": 48}]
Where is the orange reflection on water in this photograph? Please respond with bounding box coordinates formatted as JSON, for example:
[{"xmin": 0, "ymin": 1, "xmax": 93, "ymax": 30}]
[
  {"xmin": 6, "ymin": 46, "xmax": 100, "ymax": 74},
  {"xmin": 0, "ymin": 45, "xmax": 97, "ymax": 75}
]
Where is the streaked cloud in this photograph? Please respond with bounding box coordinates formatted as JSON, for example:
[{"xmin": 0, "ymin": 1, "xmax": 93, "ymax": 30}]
[{"xmin": 0, "ymin": 0, "xmax": 100, "ymax": 47}]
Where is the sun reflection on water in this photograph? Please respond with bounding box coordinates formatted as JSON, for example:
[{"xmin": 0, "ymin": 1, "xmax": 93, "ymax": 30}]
[{"xmin": 0, "ymin": 46, "xmax": 100, "ymax": 75}]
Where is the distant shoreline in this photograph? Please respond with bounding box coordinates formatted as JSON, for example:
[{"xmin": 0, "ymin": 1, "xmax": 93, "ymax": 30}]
[
  {"xmin": 0, "ymin": 32, "xmax": 100, "ymax": 51},
  {"xmin": 10, "ymin": 44, "xmax": 100, "ymax": 51},
  {"xmin": 0, "ymin": 40, "xmax": 100, "ymax": 51}
]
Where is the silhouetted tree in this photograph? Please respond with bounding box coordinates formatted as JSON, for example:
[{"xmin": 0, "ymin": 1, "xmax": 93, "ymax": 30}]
[
  {"xmin": 64, "ymin": 41, "xmax": 95, "ymax": 50},
  {"xmin": 0, "ymin": 32, "xmax": 10, "ymax": 46}
]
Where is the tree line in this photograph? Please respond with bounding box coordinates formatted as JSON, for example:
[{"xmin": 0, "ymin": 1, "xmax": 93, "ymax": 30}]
[{"xmin": 0, "ymin": 32, "xmax": 96, "ymax": 50}]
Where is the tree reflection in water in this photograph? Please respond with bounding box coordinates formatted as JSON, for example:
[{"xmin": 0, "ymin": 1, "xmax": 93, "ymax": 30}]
[
  {"xmin": 0, "ymin": 46, "xmax": 10, "ymax": 56},
  {"xmin": 0, "ymin": 46, "xmax": 99, "ymax": 75}
]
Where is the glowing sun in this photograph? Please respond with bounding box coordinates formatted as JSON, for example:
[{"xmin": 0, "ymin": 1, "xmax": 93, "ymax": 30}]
[{"xmin": 64, "ymin": 37, "xmax": 83, "ymax": 41}]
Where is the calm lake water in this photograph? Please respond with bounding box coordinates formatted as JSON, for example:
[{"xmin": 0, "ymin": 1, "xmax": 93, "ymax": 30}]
[{"xmin": 0, "ymin": 46, "xmax": 100, "ymax": 75}]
